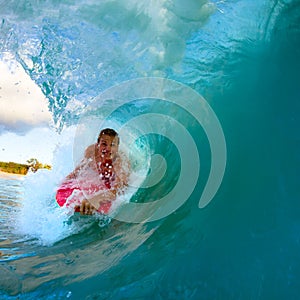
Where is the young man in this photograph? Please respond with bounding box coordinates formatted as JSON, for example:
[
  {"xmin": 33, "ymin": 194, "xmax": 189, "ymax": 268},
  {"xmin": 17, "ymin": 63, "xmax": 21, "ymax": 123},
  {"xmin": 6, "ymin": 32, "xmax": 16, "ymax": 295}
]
[{"xmin": 56, "ymin": 128, "xmax": 130, "ymax": 215}]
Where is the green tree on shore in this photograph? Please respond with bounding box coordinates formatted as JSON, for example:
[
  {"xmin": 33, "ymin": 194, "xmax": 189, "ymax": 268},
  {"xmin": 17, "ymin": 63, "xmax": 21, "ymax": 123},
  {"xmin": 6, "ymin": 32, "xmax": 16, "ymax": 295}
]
[
  {"xmin": 0, "ymin": 159, "xmax": 51, "ymax": 175},
  {"xmin": 27, "ymin": 158, "xmax": 51, "ymax": 172},
  {"xmin": 27, "ymin": 158, "xmax": 42, "ymax": 172}
]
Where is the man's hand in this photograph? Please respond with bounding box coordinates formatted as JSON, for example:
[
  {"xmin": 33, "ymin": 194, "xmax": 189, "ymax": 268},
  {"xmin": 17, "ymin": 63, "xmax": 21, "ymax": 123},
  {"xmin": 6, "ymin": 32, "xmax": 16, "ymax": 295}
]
[{"xmin": 77, "ymin": 199, "xmax": 96, "ymax": 215}]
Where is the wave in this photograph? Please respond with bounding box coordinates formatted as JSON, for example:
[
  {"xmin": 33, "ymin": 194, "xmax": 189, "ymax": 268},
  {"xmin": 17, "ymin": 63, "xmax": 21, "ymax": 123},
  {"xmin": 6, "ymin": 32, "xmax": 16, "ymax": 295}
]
[
  {"xmin": 0, "ymin": 0, "xmax": 216, "ymax": 130},
  {"xmin": 1, "ymin": 0, "xmax": 300, "ymax": 298}
]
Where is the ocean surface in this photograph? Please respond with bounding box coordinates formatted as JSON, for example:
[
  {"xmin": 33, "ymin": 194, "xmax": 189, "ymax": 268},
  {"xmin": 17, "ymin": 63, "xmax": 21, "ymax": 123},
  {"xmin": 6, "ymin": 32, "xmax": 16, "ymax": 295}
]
[{"xmin": 1, "ymin": 0, "xmax": 300, "ymax": 299}]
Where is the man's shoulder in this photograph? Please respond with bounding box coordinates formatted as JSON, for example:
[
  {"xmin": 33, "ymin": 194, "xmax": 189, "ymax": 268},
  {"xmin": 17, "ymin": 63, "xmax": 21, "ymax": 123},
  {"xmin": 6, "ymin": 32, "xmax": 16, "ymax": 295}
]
[{"xmin": 85, "ymin": 144, "xmax": 96, "ymax": 158}]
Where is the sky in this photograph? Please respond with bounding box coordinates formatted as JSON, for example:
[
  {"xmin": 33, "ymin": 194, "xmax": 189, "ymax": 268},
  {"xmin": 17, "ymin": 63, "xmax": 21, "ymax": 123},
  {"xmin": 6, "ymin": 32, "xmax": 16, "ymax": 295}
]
[{"xmin": 0, "ymin": 56, "xmax": 59, "ymax": 165}]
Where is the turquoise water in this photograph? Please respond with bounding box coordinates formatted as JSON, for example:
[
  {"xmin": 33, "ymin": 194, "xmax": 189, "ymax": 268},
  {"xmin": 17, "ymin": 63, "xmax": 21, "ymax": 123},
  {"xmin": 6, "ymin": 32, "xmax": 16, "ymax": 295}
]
[{"xmin": 1, "ymin": 0, "xmax": 300, "ymax": 299}]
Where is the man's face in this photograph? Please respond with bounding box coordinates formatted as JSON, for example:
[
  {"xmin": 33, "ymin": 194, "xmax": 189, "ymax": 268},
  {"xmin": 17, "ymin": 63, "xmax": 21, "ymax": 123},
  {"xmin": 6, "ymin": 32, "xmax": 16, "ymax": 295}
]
[{"xmin": 97, "ymin": 134, "xmax": 119, "ymax": 160}]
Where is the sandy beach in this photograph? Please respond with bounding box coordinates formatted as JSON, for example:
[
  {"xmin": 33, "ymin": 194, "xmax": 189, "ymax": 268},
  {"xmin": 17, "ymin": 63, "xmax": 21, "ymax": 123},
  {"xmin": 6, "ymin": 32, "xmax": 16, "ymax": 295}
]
[{"xmin": 0, "ymin": 170, "xmax": 26, "ymax": 179}]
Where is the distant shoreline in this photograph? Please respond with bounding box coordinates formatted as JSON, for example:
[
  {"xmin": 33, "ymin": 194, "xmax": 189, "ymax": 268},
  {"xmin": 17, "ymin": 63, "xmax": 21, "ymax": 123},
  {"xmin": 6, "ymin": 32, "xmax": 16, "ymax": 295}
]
[
  {"xmin": 0, "ymin": 160, "xmax": 51, "ymax": 176},
  {"xmin": 0, "ymin": 170, "xmax": 25, "ymax": 179}
]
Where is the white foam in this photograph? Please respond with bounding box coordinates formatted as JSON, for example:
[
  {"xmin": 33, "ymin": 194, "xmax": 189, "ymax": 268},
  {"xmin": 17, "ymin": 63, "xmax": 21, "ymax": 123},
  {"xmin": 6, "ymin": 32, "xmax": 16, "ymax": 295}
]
[{"xmin": 14, "ymin": 125, "xmax": 149, "ymax": 245}]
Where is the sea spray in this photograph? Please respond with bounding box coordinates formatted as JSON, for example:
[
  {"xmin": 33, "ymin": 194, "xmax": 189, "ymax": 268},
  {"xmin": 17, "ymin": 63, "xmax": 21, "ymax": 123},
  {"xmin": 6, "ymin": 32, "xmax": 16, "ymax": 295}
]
[
  {"xmin": 0, "ymin": 0, "xmax": 216, "ymax": 131},
  {"xmin": 14, "ymin": 124, "xmax": 149, "ymax": 245},
  {"xmin": 14, "ymin": 126, "xmax": 88, "ymax": 245}
]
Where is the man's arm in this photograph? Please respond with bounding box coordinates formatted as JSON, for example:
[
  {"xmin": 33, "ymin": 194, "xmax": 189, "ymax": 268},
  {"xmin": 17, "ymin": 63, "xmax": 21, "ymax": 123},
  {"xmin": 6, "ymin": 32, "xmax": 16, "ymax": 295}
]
[
  {"xmin": 82, "ymin": 189, "xmax": 116, "ymax": 211},
  {"xmin": 65, "ymin": 144, "xmax": 95, "ymax": 180},
  {"xmin": 82, "ymin": 156, "xmax": 130, "ymax": 212}
]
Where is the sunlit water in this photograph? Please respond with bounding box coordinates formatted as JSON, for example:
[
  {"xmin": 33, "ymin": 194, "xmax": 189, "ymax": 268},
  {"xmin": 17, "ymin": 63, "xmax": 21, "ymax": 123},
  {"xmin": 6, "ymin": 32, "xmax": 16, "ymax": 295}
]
[{"xmin": 1, "ymin": 0, "xmax": 300, "ymax": 299}]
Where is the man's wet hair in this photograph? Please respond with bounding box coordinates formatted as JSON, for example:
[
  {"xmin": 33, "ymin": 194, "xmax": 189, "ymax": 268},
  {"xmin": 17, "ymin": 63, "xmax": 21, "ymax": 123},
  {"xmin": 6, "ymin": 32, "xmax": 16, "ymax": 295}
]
[{"xmin": 97, "ymin": 128, "xmax": 119, "ymax": 144}]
